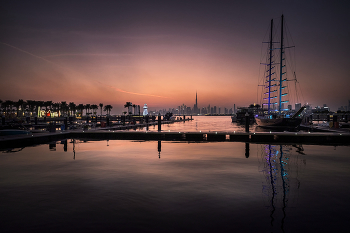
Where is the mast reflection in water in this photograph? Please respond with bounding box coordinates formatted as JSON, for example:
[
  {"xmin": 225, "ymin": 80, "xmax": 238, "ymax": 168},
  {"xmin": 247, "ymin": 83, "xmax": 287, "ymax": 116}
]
[
  {"xmin": 2, "ymin": 140, "xmax": 350, "ymax": 232},
  {"xmin": 258, "ymin": 144, "xmax": 305, "ymax": 232}
]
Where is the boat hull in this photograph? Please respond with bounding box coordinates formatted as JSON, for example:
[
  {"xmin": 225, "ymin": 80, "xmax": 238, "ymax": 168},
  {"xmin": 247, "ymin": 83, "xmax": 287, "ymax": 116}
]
[{"xmin": 255, "ymin": 117, "xmax": 302, "ymax": 128}]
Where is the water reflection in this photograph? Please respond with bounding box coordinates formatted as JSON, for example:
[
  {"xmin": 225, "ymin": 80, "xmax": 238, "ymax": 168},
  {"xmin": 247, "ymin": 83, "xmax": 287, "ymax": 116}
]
[
  {"xmin": 69, "ymin": 139, "xmax": 76, "ymax": 160},
  {"xmin": 258, "ymin": 144, "xmax": 305, "ymax": 232},
  {"xmin": 2, "ymin": 140, "xmax": 350, "ymax": 232},
  {"xmin": 158, "ymin": 140, "xmax": 161, "ymax": 158},
  {"xmin": 61, "ymin": 139, "xmax": 67, "ymax": 152},
  {"xmin": 49, "ymin": 142, "xmax": 56, "ymax": 151},
  {"xmin": 245, "ymin": 142, "xmax": 250, "ymax": 158}
]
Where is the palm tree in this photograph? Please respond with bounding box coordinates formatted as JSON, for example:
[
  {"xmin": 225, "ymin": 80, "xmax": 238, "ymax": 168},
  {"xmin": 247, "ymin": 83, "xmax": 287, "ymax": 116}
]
[
  {"xmin": 52, "ymin": 103, "xmax": 60, "ymax": 116},
  {"xmin": 15, "ymin": 99, "xmax": 25, "ymax": 117},
  {"xmin": 85, "ymin": 104, "xmax": 91, "ymax": 116},
  {"xmin": 124, "ymin": 102, "xmax": 132, "ymax": 115},
  {"xmin": 132, "ymin": 104, "xmax": 136, "ymax": 115},
  {"xmin": 36, "ymin": 101, "xmax": 44, "ymax": 117},
  {"xmin": 43, "ymin": 101, "xmax": 52, "ymax": 117},
  {"xmin": 99, "ymin": 103, "xmax": 103, "ymax": 116},
  {"xmin": 26, "ymin": 100, "xmax": 35, "ymax": 116},
  {"xmin": 69, "ymin": 102, "xmax": 76, "ymax": 116},
  {"xmin": 77, "ymin": 104, "xmax": 84, "ymax": 117},
  {"xmin": 3, "ymin": 100, "xmax": 13, "ymax": 117},
  {"xmin": 104, "ymin": 105, "xmax": 113, "ymax": 116},
  {"xmin": 91, "ymin": 104, "xmax": 98, "ymax": 116},
  {"xmin": 60, "ymin": 101, "xmax": 68, "ymax": 116}
]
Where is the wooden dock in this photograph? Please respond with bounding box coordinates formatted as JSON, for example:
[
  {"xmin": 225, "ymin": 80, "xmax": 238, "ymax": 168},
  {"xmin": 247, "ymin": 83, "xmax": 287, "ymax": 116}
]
[{"xmin": 1, "ymin": 129, "xmax": 349, "ymax": 149}]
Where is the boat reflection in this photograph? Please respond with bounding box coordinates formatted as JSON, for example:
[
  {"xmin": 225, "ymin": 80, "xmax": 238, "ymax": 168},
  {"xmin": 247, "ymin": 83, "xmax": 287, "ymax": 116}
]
[
  {"xmin": 255, "ymin": 126, "xmax": 299, "ymax": 132},
  {"xmin": 258, "ymin": 144, "xmax": 306, "ymax": 232}
]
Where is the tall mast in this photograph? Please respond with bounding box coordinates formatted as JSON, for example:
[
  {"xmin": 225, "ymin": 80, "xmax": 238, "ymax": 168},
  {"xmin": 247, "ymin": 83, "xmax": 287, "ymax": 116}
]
[
  {"xmin": 267, "ymin": 18, "xmax": 273, "ymax": 114},
  {"xmin": 279, "ymin": 14, "xmax": 284, "ymax": 113}
]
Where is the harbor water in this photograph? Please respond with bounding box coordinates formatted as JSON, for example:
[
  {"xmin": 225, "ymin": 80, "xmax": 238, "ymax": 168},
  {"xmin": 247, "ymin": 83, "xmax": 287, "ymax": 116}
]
[
  {"xmin": 139, "ymin": 115, "xmax": 256, "ymax": 132},
  {"xmin": 1, "ymin": 117, "xmax": 349, "ymax": 232}
]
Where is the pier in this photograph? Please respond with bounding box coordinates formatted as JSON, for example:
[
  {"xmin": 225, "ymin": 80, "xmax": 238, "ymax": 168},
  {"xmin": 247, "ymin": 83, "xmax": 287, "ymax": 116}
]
[{"xmin": 1, "ymin": 129, "xmax": 349, "ymax": 149}]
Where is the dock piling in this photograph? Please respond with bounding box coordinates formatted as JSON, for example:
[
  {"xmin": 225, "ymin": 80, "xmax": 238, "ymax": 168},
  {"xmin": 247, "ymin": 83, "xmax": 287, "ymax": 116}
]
[
  {"xmin": 245, "ymin": 113, "xmax": 249, "ymax": 132},
  {"xmin": 158, "ymin": 114, "xmax": 161, "ymax": 131}
]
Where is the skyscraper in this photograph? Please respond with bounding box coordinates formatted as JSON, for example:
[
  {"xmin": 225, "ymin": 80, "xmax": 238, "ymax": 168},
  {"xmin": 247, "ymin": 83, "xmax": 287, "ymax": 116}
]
[{"xmin": 193, "ymin": 91, "xmax": 199, "ymax": 114}]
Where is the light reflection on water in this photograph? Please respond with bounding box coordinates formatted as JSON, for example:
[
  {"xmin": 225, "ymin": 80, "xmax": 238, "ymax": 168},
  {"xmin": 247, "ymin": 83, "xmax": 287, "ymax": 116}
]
[
  {"xmin": 1, "ymin": 140, "xmax": 349, "ymax": 232},
  {"xmin": 136, "ymin": 116, "xmax": 255, "ymax": 132}
]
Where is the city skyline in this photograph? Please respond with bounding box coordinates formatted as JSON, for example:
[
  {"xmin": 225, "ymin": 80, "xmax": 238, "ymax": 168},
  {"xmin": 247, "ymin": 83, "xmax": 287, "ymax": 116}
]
[
  {"xmin": 2, "ymin": 91, "xmax": 349, "ymax": 117},
  {"xmin": 1, "ymin": 1, "xmax": 349, "ymax": 113}
]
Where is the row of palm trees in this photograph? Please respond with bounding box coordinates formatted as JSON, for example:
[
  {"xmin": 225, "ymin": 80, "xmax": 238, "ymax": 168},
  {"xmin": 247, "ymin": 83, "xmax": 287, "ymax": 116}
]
[
  {"xmin": 124, "ymin": 102, "xmax": 140, "ymax": 115},
  {"xmin": 0, "ymin": 99, "xmax": 113, "ymax": 118}
]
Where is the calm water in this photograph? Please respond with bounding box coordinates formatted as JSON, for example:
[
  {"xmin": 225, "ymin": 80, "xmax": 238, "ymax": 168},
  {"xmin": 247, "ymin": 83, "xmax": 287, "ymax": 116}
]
[
  {"xmin": 137, "ymin": 116, "xmax": 256, "ymax": 132},
  {"xmin": 1, "ymin": 139, "xmax": 349, "ymax": 233}
]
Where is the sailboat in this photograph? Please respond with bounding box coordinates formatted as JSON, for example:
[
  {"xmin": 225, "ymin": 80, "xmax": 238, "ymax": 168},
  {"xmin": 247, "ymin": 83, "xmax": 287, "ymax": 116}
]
[{"xmin": 255, "ymin": 15, "xmax": 305, "ymax": 128}]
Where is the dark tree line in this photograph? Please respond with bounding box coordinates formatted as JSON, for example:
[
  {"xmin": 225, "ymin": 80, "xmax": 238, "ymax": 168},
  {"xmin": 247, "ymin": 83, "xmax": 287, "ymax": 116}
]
[{"xmin": 0, "ymin": 99, "xmax": 112, "ymax": 118}]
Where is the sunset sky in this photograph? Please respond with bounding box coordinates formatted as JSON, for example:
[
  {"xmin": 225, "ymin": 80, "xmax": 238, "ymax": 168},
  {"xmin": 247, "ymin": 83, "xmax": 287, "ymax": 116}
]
[{"xmin": 1, "ymin": 0, "xmax": 349, "ymax": 114}]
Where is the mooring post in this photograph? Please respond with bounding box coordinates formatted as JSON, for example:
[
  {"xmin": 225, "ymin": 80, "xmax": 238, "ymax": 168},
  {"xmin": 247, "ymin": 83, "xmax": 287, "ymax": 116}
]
[
  {"xmin": 86, "ymin": 116, "xmax": 89, "ymax": 124},
  {"xmin": 333, "ymin": 115, "xmax": 338, "ymax": 128},
  {"xmin": 2, "ymin": 116, "xmax": 5, "ymax": 125},
  {"xmin": 64, "ymin": 117, "xmax": 68, "ymax": 130},
  {"xmin": 63, "ymin": 140, "xmax": 67, "ymax": 152},
  {"xmin": 106, "ymin": 116, "xmax": 110, "ymax": 126},
  {"xmin": 145, "ymin": 115, "xmax": 149, "ymax": 131},
  {"xmin": 245, "ymin": 112, "xmax": 249, "ymax": 132},
  {"xmin": 245, "ymin": 142, "xmax": 250, "ymax": 158},
  {"xmin": 34, "ymin": 116, "xmax": 38, "ymax": 125},
  {"xmin": 121, "ymin": 115, "xmax": 125, "ymax": 125},
  {"xmin": 158, "ymin": 113, "xmax": 161, "ymax": 131},
  {"xmin": 183, "ymin": 115, "xmax": 185, "ymax": 121}
]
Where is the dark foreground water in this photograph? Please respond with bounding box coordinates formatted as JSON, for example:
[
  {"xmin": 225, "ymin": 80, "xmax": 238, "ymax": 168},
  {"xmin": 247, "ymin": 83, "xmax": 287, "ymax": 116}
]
[{"xmin": 1, "ymin": 140, "xmax": 350, "ymax": 233}]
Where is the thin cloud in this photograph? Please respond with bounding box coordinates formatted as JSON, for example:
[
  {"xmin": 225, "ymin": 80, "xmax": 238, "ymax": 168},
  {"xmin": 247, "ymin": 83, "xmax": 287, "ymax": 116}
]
[
  {"xmin": 99, "ymin": 82, "xmax": 171, "ymax": 99},
  {"xmin": 0, "ymin": 41, "xmax": 58, "ymax": 66},
  {"xmin": 44, "ymin": 53, "xmax": 134, "ymax": 58}
]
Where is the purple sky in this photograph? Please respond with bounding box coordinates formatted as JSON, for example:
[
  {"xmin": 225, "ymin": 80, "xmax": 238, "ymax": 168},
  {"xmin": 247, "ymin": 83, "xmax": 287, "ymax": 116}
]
[{"xmin": 1, "ymin": 0, "xmax": 349, "ymax": 113}]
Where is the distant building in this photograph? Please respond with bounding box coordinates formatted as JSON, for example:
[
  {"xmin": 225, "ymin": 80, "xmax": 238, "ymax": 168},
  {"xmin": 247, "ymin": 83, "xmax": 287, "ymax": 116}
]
[
  {"xmin": 295, "ymin": 103, "xmax": 301, "ymax": 110},
  {"xmin": 193, "ymin": 91, "xmax": 199, "ymax": 114},
  {"xmin": 143, "ymin": 104, "xmax": 148, "ymax": 116}
]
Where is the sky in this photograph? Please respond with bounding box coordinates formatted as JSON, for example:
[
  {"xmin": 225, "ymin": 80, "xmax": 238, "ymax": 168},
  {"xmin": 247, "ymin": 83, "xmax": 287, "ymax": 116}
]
[{"xmin": 1, "ymin": 0, "xmax": 349, "ymax": 114}]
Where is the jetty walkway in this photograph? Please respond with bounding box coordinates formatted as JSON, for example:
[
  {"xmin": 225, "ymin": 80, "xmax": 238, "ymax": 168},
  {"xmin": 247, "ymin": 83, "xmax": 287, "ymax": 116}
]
[{"xmin": 1, "ymin": 128, "xmax": 349, "ymax": 149}]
